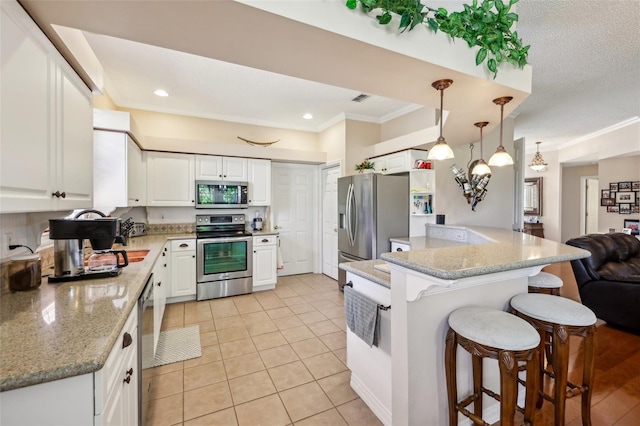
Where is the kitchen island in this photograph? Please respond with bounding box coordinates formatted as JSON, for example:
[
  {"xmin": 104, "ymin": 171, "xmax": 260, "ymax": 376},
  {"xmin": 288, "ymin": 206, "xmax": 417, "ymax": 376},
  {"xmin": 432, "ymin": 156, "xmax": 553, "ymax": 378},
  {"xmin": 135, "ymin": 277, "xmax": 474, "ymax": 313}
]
[
  {"xmin": 0, "ymin": 233, "xmax": 191, "ymax": 424},
  {"xmin": 341, "ymin": 225, "xmax": 590, "ymax": 426}
]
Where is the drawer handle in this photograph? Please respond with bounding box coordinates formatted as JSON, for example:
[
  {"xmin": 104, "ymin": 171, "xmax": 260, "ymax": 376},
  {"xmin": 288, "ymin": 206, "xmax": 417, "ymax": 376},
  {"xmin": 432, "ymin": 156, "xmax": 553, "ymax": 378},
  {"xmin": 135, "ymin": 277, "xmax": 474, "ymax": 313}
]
[
  {"xmin": 180, "ymin": 243, "xmax": 189, "ymax": 248},
  {"xmin": 261, "ymin": 239, "xmax": 269, "ymax": 243},
  {"xmin": 122, "ymin": 332, "xmax": 132, "ymax": 349},
  {"xmin": 396, "ymin": 248, "xmax": 403, "ymax": 252}
]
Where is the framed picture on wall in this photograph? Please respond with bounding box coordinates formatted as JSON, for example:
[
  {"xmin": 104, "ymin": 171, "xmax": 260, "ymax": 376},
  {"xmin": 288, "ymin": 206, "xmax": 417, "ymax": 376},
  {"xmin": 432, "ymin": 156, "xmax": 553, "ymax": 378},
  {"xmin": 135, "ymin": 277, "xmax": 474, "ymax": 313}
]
[
  {"xmin": 633, "ymin": 206, "xmax": 640, "ymax": 214},
  {"xmin": 625, "ymin": 220, "xmax": 640, "ymax": 232},
  {"xmin": 607, "ymin": 206, "xmax": 619, "ymax": 213},
  {"xmin": 601, "ymin": 189, "xmax": 610, "ymax": 199},
  {"xmin": 618, "ymin": 181, "xmax": 632, "ymax": 191},
  {"xmin": 601, "ymin": 198, "xmax": 616, "ymax": 206},
  {"xmin": 619, "ymin": 204, "xmax": 632, "ymax": 214},
  {"xmin": 615, "ymin": 191, "xmax": 636, "ymax": 203},
  {"xmin": 632, "ymin": 182, "xmax": 640, "ymax": 191},
  {"xmin": 610, "ymin": 182, "xmax": 619, "ymax": 191}
]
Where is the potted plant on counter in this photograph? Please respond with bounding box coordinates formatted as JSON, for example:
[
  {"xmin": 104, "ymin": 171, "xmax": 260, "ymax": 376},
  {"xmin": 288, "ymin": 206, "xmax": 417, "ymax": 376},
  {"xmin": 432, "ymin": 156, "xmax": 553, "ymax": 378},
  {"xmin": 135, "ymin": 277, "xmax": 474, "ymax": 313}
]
[{"xmin": 355, "ymin": 160, "xmax": 376, "ymax": 173}]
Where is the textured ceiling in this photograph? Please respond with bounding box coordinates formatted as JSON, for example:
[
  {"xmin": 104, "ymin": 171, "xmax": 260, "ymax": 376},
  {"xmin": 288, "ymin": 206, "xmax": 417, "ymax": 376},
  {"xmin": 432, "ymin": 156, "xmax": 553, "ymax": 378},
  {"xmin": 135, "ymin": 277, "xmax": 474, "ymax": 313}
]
[{"xmin": 19, "ymin": 0, "xmax": 640, "ymax": 156}]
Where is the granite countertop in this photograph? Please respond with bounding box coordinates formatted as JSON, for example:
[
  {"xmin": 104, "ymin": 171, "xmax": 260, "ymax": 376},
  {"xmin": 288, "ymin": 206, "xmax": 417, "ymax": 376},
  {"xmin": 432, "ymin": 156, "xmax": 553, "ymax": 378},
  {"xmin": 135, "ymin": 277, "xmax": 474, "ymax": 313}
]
[
  {"xmin": 0, "ymin": 233, "xmax": 193, "ymax": 392},
  {"xmin": 389, "ymin": 236, "xmax": 468, "ymax": 249},
  {"xmin": 382, "ymin": 226, "xmax": 591, "ymax": 280},
  {"xmin": 339, "ymin": 259, "xmax": 391, "ymax": 289}
]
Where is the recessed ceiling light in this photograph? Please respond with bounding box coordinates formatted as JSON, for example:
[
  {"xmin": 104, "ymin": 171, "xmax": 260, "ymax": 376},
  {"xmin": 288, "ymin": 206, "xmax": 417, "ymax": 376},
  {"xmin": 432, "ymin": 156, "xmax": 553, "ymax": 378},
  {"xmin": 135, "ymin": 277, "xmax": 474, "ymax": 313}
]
[
  {"xmin": 303, "ymin": 113, "xmax": 313, "ymax": 120},
  {"xmin": 154, "ymin": 89, "xmax": 169, "ymax": 97}
]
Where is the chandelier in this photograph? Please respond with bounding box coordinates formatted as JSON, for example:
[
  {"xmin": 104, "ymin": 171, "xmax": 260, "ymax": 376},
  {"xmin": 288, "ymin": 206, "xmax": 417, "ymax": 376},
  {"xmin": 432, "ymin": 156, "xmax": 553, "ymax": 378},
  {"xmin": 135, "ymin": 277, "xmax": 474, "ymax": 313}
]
[
  {"xmin": 427, "ymin": 79, "xmax": 455, "ymax": 161},
  {"xmin": 529, "ymin": 141, "xmax": 548, "ymax": 171}
]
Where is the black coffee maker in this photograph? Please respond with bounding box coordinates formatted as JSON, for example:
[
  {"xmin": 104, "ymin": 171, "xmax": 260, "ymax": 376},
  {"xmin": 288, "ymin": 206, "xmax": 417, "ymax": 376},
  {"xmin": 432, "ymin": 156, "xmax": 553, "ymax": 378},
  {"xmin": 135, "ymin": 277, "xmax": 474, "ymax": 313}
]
[{"xmin": 48, "ymin": 209, "xmax": 128, "ymax": 282}]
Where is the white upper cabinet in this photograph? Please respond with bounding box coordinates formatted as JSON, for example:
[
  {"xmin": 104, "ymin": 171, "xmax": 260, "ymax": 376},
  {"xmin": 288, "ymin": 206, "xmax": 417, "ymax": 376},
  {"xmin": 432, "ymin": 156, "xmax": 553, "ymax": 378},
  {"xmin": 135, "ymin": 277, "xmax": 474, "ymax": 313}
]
[
  {"xmin": 247, "ymin": 159, "xmax": 271, "ymax": 206},
  {"xmin": 94, "ymin": 131, "xmax": 145, "ymax": 213},
  {"xmin": 146, "ymin": 152, "xmax": 195, "ymax": 206},
  {"xmin": 196, "ymin": 155, "xmax": 247, "ymax": 181},
  {"xmin": 0, "ymin": 1, "xmax": 92, "ymax": 213},
  {"xmin": 375, "ymin": 151, "xmax": 411, "ymax": 175}
]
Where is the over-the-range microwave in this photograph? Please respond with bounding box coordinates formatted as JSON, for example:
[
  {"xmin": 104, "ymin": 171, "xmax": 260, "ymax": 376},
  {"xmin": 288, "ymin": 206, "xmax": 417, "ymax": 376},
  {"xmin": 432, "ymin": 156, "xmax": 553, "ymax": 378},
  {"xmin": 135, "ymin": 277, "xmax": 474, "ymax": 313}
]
[{"xmin": 195, "ymin": 180, "xmax": 248, "ymax": 209}]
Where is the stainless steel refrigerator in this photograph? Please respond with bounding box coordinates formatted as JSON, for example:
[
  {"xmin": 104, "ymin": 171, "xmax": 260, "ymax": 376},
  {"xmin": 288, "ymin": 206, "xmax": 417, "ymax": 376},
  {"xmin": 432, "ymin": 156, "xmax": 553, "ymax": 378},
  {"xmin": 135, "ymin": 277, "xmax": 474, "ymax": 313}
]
[{"xmin": 338, "ymin": 173, "xmax": 408, "ymax": 288}]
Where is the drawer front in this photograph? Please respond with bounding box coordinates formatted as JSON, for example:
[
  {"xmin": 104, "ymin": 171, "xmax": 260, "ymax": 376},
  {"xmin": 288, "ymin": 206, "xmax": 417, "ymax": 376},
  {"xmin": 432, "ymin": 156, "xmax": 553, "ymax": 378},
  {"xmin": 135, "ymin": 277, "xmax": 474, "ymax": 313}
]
[
  {"xmin": 253, "ymin": 235, "xmax": 277, "ymax": 246},
  {"xmin": 171, "ymin": 239, "xmax": 196, "ymax": 251}
]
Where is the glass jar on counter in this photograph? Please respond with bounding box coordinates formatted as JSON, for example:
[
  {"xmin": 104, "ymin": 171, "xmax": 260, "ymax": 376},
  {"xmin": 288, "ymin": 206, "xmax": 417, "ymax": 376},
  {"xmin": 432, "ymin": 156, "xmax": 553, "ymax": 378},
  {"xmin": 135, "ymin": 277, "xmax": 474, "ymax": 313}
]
[{"xmin": 9, "ymin": 254, "xmax": 42, "ymax": 292}]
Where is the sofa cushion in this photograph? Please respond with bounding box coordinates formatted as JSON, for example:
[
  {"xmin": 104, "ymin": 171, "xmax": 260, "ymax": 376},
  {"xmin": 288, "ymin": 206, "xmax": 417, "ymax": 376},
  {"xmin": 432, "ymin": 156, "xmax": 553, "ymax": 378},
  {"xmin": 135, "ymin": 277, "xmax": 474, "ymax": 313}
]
[{"xmin": 566, "ymin": 233, "xmax": 640, "ymax": 279}]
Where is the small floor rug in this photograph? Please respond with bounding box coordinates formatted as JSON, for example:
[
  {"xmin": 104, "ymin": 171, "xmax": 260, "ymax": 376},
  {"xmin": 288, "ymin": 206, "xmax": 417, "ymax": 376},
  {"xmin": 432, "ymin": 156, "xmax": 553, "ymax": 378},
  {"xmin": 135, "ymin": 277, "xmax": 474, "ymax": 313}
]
[{"xmin": 143, "ymin": 325, "xmax": 201, "ymax": 369}]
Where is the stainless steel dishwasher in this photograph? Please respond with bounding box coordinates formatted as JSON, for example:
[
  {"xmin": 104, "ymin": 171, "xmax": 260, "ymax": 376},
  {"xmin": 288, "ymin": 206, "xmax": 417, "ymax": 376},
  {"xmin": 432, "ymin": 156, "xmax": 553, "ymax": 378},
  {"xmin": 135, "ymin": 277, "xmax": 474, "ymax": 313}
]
[{"xmin": 138, "ymin": 274, "xmax": 154, "ymax": 425}]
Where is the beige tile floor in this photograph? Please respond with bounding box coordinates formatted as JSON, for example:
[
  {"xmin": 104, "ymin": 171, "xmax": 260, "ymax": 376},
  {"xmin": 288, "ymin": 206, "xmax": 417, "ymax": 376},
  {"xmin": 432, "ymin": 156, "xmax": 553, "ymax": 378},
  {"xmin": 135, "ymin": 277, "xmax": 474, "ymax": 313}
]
[{"xmin": 144, "ymin": 273, "xmax": 382, "ymax": 426}]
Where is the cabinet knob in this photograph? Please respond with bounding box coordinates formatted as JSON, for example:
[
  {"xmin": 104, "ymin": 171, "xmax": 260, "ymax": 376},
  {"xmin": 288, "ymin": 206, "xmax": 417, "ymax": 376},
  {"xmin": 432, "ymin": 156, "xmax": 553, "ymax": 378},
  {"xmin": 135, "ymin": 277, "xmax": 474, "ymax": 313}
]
[
  {"xmin": 223, "ymin": 175, "xmax": 227, "ymax": 178},
  {"xmin": 126, "ymin": 368, "xmax": 133, "ymax": 376},
  {"xmin": 274, "ymin": 225, "xmax": 280, "ymax": 230},
  {"xmin": 192, "ymin": 255, "xmax": 196, "ymax": 258},
  {"xmin": 135, "ymin": 199, "xmax": 139, "ymax": 202},
  {"xmin": 157, "ymin": 281, "xmax": 162, "ymax": 287},
  {"xmin": 162, "ymin": 252, "xmax": 166, "ymax": 256},
  {"xmin": 122, "ymin": 332, "xmax": 133, "ymax": 348},
  {"xmin": 51, "ymin": 191, "xmax": 66, "ymax": 198},
  {"xmin": 164, "ymin": 263, "xmax": 167, "ymax": 267},
  {"xmin": 180, "ymin": 243, "xmax": 189, "ymax": 248},
  {"xmin": 123, "ymin": 376, "xmax": 131, "ymax": 384}
]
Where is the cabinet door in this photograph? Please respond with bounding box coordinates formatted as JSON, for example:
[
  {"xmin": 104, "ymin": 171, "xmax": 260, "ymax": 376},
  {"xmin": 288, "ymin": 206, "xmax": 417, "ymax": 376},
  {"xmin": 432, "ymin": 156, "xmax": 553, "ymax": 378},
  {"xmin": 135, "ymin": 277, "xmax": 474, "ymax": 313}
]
[
  {"xmin": 253, "ymin": 245, "xmax": 277, "ymax": 288},
  {"xmin": 0, "ymin": 3, "xmax": 55, "ymax": 213},
  {"xmin": 56, "ymin": 65, "xmax": 93, "ymax": 210},
  {"xmin": 247, "ymin": 159, "xmax": 271, "ymax": 206},
  {"xmin": 171, "ymin": 250, "xmax": 196, "ymax": 297},
  {"xmin": 147, "ymin": 152, "xmax": 195, "ymax": 206},
  {"xmin": 127, "ymin": 137, "xmax": 145, "ymax": 206},
  {"xmin": 382, "ymin": 152, "xmax": 409, "ymax": 175},
  {"xmin": 223, "ymin": 157, "xmax": 248, "ymax": 181},
  {"xmin": 195, "ymin": 155, "xmax": 223, "ymax": 180},
  {"xmin": 152, "ymin": 245, "xmax": 169, "ymax": 356},
  {"xmin": 121, "ymin": 328, "xmax": 138, "ymax": 426}
]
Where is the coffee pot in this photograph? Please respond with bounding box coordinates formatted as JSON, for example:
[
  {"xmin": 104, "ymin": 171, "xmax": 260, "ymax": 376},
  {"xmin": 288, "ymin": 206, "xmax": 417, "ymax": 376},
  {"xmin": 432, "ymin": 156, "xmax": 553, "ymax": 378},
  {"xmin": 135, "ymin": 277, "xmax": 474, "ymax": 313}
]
[
  {"xmin": 87, "ymin": 250, "xmax": 129, "ymax": 272},
  {"xmin": 252, "ymin": 217, "xmax": 263, "ymax": 231}
]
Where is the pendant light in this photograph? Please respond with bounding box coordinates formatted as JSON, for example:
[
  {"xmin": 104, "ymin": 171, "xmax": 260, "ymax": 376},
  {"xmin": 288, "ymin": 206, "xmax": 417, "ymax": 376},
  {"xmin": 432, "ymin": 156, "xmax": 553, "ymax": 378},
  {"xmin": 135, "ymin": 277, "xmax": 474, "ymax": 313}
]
[
  {"xmin": 427, "ymin": 79, "xmax": 455, "ymax": 161},
  {"xmin": 471, "ymin": 121, "xmax": 491, "ymax": 176},
  {"xmin": 529, "ymin": 141, "xmax": 548, "ymax": 171},
  {"xmin": 488, "ymin": 96, "xmax": 514, "ymax": 167}
]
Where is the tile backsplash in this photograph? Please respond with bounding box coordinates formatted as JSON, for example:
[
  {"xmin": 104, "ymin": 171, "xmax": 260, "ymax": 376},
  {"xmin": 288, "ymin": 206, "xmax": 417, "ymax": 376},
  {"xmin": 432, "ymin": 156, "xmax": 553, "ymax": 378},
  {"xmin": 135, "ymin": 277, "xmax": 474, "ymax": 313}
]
[{"xmin": 146, "ymin": 223, "xmax": 195, "ymax": 235}]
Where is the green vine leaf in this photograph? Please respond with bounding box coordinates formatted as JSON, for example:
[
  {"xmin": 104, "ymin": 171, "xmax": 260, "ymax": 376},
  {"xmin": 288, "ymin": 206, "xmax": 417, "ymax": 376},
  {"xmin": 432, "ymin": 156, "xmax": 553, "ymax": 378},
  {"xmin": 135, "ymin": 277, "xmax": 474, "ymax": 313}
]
[{"xmin": 345, "ymin": 0, "xmax": 529, "ymax": 78}]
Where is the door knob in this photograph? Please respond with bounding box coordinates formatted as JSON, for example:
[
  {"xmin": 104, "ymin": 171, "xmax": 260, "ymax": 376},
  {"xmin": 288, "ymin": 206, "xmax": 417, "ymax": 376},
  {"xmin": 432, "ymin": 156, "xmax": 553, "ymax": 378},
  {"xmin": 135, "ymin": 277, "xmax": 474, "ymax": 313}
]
[
  {"xmin": 333, "ymin": 228, "xmax": 337, "ymax": 232},
  {"xmin": 274, "ymin": 225, "xmax": 280, "ymax": 230}
]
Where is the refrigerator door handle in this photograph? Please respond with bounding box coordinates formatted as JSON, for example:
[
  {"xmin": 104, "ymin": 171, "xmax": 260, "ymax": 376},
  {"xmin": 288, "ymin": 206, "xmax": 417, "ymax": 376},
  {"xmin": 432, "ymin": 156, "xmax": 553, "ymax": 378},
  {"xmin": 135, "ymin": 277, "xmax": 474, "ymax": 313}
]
[
  {"xmin": 351, "ymin": 183, "xmax": 358, "ymax": 244},
  {"xmin": 345, "ymin": 183, "xmax": 354, "ymax": 246}
]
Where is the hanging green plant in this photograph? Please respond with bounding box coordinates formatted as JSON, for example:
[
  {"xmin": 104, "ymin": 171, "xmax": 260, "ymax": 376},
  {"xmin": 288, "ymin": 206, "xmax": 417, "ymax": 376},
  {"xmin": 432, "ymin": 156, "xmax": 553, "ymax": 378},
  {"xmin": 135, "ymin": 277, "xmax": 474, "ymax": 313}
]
[{"xmin": 345, "ymin": 0, "xmax": 530, "ymax": 78}]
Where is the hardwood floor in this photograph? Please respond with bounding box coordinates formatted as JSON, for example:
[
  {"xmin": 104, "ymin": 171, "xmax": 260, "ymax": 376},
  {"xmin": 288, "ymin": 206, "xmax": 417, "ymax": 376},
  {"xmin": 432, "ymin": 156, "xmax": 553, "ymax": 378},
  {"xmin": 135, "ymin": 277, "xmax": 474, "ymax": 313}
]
[{"xmin": 531, "ymin": 262, "xmax": 640, "ymax": 425}]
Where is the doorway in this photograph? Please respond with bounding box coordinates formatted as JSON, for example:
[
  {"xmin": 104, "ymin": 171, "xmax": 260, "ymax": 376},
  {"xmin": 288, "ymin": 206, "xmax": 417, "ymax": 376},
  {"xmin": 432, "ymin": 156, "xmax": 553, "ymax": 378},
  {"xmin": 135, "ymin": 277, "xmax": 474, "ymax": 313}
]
[
  {"xmin": 581, "ymin": 176, "xmax": 599, "ymax": 234},
  {"xmin": 271, "ymin": 163, "xmax": 318, "ymax": 276},
  {"xmin": 321, "ymin": 164, "xmax": 340, "ymax": 280}
]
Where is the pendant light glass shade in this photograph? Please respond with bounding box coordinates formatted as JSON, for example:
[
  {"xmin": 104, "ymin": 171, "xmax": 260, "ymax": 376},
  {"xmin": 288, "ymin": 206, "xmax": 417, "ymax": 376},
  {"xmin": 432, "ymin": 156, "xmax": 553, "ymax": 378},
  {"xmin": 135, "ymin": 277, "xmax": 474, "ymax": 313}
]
[
  {"xmin": 529, "ymin": 141, "xmax": 548, "ymax": 171},
  {"xmin": 471, "ymin": 121, "xmax": 491, "ymax": 176},
  {"xmin": 427, "ymin": 79, "xmax": 455, "ymax": 161},
  {"xmin": 488, "ymin": 96, "xmax": 514, "ymax": 167}
]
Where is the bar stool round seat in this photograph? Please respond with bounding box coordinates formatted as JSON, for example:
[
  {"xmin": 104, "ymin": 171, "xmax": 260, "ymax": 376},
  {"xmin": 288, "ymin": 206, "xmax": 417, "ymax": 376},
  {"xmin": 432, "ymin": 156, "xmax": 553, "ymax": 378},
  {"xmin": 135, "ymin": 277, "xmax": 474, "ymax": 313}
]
[
  {"xmin": 445, "ymin": 307, "xmax": 541, "ymax": 426},
  {"xmin": 510, "ymin": 293, "xmax": 597, "ymax": 426},
  {"xmin": 528, "ymin": 271, "xmax": 563, "ymax": 295}
]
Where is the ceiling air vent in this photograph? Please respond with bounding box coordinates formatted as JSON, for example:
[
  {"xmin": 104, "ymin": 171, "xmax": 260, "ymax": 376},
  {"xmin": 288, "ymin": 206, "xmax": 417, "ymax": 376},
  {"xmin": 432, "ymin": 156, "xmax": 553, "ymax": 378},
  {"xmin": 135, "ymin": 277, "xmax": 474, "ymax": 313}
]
[{"xmin": 351, "ymin": 94, "xmax": 370, "ymax": 103}]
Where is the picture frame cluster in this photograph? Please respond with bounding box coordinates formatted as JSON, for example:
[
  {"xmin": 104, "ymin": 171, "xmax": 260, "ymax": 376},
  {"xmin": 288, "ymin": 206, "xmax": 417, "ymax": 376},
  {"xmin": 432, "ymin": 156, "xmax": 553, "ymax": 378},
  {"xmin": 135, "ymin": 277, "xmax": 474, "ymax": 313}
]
[{"xmin": 601, "ymin": 181, "xmax": 640, "ymax": 214}]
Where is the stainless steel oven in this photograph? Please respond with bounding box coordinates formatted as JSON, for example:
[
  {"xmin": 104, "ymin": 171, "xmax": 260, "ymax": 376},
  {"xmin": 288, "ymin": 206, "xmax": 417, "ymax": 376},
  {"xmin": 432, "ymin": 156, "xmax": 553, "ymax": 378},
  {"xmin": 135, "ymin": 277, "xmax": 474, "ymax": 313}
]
[{"xmin": 196, "ymin": 214, "xmax": 253, "ymax": 300}]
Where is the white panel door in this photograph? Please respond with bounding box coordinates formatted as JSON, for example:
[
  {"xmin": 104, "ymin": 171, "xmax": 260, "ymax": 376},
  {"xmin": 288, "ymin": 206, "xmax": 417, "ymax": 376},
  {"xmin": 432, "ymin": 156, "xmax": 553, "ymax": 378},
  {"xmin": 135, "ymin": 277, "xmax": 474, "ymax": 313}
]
[
  {"xmin": 322, "ymin": 166, "xmax": 340, "ymax": 280},
  {"xmin": 585, "ymin": 177, "xmax": 599, "ymax": 234},
  {"xmin": 271, "ymin": 163, "xmax": 316, "ymax": 276}
]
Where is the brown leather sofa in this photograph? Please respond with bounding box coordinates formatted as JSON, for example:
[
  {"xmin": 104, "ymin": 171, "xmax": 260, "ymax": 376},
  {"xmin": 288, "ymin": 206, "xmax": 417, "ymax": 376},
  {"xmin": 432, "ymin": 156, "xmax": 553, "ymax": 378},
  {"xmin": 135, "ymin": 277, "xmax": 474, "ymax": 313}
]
[{"xmin": 565, "ymin": 233, "xmax": 640, "ymax": 334}]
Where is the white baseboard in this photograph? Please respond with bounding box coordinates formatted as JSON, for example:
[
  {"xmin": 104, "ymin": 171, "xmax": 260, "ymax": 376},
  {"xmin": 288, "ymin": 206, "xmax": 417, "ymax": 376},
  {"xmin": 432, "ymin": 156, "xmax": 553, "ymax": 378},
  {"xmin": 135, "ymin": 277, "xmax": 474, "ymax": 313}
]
[
  {"xmin": 252, "ymin": 283, "xmax": 275, "ymax": 292},
  {"xmin": 350, "ymin": 374, "xmax": 392, "ymax": 426}
]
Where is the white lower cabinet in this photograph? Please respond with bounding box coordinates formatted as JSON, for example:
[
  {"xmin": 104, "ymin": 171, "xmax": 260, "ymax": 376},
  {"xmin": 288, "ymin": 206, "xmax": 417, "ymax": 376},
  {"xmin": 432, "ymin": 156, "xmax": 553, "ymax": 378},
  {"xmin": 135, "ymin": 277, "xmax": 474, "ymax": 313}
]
[
  {"xmin": 170, "ymin": 239, "xmax": 196, "ymax": 299},
  {"xmin": 390, "ymin": 242, "xmax": 410, "ymax": 252},
  {"xmin": 253, "ymin": 235, "xmax": 277, "ymax": 291},
  {"xmin": 95, "ymin": 308, "xmax": 139, "ymax": 426},
  {"xmin": 0, "ymin": 308, "xmax": 139, "ymax": 425}
]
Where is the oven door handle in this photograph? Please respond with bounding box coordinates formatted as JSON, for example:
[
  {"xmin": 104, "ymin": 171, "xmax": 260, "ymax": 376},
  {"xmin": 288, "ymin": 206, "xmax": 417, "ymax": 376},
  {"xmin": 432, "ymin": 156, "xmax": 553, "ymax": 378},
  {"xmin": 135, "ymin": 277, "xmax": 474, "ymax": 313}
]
[{"xmin": 199, "ymin": 236, "xmax": 252, "ymax": 243}]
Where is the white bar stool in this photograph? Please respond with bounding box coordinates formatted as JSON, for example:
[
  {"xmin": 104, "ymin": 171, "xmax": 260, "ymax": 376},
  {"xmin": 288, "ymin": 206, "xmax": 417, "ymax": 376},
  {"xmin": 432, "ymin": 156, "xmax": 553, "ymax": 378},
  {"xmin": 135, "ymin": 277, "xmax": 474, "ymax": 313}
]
[
  {"xmin": 445, "ymin": 307, "xmax": 540, "ymax": 426},
  {"xmin": 510, "ymin": 293, "xmax": 597, "ymax": 426},
  {"xmin": 528, "ymin": 271, "xmax": 563, "ymax": 296}
]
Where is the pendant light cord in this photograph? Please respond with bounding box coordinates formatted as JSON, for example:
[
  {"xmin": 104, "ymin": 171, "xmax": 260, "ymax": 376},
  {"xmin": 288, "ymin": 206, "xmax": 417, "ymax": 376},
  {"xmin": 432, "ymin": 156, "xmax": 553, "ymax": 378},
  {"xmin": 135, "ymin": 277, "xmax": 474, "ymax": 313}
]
[{"xmin": 439, "ymin": 87, "xmax": 444, "ymax": 141}]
